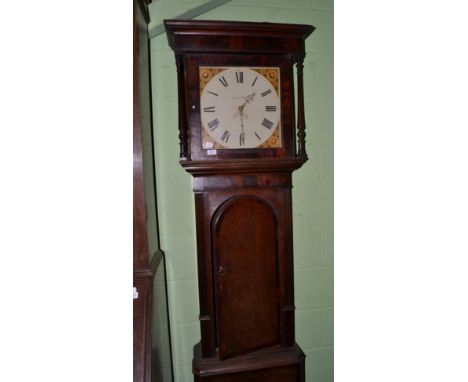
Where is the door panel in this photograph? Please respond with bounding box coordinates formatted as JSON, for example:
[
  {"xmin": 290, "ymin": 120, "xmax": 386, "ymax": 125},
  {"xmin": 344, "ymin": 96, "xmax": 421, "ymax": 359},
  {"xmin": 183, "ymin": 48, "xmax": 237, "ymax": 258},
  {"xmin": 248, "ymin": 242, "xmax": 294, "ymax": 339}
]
[{"xmin": 213, "ymin": 196, "xmax": 280, "ymax": 359}]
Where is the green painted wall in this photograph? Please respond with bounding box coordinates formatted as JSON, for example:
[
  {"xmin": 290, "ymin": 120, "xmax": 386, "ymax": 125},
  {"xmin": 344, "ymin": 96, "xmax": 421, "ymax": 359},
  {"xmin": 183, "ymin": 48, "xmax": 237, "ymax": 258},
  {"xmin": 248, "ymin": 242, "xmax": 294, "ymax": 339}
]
[{"xmin": 149, "ymin": 1, "xmax": 333, "ymax": 381}]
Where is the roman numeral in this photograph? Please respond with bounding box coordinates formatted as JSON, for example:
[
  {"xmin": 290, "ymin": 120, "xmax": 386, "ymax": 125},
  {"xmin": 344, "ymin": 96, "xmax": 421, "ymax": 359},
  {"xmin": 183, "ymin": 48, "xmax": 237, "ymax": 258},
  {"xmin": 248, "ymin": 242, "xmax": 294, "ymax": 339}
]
[
  {"xmin": 207, "ymin": 118, "xmax": 220, "ymax": 131},
  {"xmin": 236, "ymin": 72, "xmax": 243, "ymax": 83},
  {"xmin": 219, "ymin": 76, "xmax": 228, "ymax": 87},
  {"xmin": 239, "ymin": 133, "xmax": 245, "ymax": 146},
  {"xmin": 255, "ymin": 132, "xmax": 261, "ymax": 140},
  {"xmin": 251, "ymin": 77, "xmax": 258, "ymax": 87},
  {"xmin": 207, "ymin": 91, "xmax": 218, "ymax": 96},
  {"xmin": 261, "ymin": 89, "xmax": 272, "ymax": 97},
  {"xmin": 203, "ymin": 106, "xmax": 215, "ymax": 113},
  {"xmin": 221, "ymin": 130, "xmax": 230, "ymax": 143},
  {"xmin": 265, "ymin": 105, "xmax": 276, "ymax": 112},
  {"xmin": 261, "ymin": 118, "xmax": 274, "ymax": 129}
]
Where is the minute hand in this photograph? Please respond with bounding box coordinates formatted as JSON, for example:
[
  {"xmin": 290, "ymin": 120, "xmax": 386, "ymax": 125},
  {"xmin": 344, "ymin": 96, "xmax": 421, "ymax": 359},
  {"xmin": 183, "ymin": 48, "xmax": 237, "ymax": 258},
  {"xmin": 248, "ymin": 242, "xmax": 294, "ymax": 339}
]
[{"xmin": 238, "ymin": 105, "xmax": 245, "ymax": 132}]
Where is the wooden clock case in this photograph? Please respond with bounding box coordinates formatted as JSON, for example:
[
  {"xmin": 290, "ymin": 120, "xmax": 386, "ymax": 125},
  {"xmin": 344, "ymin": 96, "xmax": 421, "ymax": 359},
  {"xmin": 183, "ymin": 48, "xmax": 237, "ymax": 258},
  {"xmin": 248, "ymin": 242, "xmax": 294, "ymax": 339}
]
[{"xmin": 165, "ymin": 20, "xmax": 314, "ymax": 382}]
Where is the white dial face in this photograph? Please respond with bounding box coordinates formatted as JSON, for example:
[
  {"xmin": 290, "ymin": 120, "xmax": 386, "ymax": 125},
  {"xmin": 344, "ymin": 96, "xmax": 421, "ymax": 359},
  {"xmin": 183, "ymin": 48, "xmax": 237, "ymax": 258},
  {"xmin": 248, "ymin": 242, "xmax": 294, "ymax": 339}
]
[{"xmin": 200, "ymin": 67, "xmax": 281, "ymax": 149}]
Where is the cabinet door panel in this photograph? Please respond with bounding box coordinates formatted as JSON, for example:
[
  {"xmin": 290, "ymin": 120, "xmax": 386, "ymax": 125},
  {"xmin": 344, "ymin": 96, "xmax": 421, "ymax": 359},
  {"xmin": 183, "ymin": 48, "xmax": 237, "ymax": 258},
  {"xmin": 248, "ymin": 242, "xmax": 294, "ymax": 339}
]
[{"xmin": 213, "ymin": 196, "xmax": 280, "ymax": 358}]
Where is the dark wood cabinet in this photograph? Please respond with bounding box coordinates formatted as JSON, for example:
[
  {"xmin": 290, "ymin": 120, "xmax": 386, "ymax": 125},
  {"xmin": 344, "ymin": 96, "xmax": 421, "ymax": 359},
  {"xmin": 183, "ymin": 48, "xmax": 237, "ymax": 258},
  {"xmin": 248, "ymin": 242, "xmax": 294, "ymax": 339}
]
[
  {"xmin": 165, "ymin": 20, "xmax": 314, "ymax": 381},
  {"xmin": 134, "ymin": 1, "xmax": 174, "ymax": 382},
  {"xmin": 133, "ymin": 1, "xmax": 154, "ymax": 381}
]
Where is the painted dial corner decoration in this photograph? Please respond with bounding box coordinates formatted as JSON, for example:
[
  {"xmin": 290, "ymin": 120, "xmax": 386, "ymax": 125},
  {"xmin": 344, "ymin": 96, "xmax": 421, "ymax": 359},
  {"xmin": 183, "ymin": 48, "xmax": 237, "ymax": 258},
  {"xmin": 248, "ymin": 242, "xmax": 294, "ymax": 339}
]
[{"xmin": 200, "ymin": 67, "xmax": 281, "ymax": 150}]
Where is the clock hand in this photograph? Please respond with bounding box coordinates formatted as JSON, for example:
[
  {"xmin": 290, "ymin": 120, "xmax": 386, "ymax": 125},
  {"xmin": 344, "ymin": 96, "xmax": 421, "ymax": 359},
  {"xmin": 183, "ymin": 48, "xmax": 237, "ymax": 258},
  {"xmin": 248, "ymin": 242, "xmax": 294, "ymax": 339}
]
[
  {"xmin": 236, "ymin": 91, "xmax": 255, "ymax": 121},
  {"xmin": 237, "ymin": 93, "xmax": 253, "ymax": 137},
  {"xmin": 239, "ymin": 105, "xmax": 245, "ymax": 135},
  {"xmin": 244, "ymin": 91, "xmax": 256, "ymax": 104}
]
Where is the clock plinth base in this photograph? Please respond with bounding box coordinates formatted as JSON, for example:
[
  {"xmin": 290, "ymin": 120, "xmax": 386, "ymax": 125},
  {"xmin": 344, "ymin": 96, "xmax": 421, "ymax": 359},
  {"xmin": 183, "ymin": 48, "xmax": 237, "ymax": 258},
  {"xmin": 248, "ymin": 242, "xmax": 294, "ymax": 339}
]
[{"xmin": 193, "ymin": 343, "xmax": 305, "ymax": 382}]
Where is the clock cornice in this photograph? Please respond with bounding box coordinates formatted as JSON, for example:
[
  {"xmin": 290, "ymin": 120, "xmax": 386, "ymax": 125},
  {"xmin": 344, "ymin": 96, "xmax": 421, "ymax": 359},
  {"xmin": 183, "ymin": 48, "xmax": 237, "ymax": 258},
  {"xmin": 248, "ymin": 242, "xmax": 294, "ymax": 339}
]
[{"xmin": 164, "ymin": 19, "xmax": 314, "ymax": 55}]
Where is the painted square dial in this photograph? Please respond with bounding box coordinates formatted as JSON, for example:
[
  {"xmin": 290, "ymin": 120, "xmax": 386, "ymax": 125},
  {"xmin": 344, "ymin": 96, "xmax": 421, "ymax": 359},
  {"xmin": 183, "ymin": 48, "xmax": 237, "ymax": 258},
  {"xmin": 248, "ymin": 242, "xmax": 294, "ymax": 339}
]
[{"xmin": 200, "ymin": 67, "xmax": 281, "ymax": 149}]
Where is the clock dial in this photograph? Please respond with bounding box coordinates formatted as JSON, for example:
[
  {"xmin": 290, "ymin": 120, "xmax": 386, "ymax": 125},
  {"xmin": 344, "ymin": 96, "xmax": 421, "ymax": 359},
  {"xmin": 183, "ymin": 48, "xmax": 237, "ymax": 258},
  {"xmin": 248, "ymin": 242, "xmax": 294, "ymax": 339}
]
[{"xmin": 200, "ymin": 67, "xmax": 281, "ymax": 149}]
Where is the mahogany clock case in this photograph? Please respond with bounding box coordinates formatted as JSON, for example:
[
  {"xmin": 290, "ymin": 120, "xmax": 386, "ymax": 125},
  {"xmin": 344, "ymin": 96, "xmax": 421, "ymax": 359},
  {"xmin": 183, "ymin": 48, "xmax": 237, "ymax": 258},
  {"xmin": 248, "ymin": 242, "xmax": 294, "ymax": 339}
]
[{"xmin": 165, "ymin": 20, "xmax": 315, "ymax": 382}]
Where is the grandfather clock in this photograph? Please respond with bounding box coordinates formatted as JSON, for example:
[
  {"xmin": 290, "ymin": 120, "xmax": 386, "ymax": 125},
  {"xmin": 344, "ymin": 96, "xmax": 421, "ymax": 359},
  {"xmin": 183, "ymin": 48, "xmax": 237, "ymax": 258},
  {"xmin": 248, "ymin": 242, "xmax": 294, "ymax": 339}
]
[{"xmin": 165, "ymin": 20, "xmax": 314, "ymax": 382}]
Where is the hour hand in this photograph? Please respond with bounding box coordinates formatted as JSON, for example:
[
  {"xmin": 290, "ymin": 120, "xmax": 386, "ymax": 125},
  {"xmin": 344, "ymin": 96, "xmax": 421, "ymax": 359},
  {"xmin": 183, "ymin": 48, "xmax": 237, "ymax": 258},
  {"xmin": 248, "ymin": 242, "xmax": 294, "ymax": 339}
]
[
  {"xmin": 233, "ymin": 92, "xmax": 256, "ymax": 104},
  {"xmin": 242, "ymin": 91, "xmax": 256, "ymax": 104}
]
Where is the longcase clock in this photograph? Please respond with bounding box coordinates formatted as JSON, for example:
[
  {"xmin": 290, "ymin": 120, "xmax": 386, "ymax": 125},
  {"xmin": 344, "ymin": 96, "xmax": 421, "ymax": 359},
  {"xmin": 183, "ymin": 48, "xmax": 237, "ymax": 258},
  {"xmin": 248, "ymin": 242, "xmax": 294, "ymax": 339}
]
[{"xmin": 165, "ymin": 20, "xmax": 315, "ymax": 382}]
